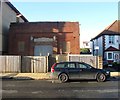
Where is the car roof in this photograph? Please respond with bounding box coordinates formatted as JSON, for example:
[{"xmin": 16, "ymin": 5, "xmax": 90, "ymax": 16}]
[{"xmin": 57, "ymin": 61, "xmax": 85, "ymax": 64}]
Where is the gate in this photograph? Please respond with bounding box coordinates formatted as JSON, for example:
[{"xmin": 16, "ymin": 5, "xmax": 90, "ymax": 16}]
[{"xmin": 21, "ymin": 56, "xmax": 48, "ymax": 73}]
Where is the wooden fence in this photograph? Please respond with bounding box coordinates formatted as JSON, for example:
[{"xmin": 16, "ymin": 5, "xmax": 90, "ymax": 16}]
[
  {"xmin": 0, "ymin": 56, "xmax": 48, "ymax": 73},
  {"xmin": 69, "ymin": 54, "xmax": 103, "ymax": 69},
  {"xmin": 0, "ymin": 55, "xmax": 103, "ymax": 73},
  {"xmin": 50, "ymin": 54, "xmax": 103, "ymax": 69},
  {"xmin": 0, "ymin": 56, "xmax": 21, "ymax": 73},
  {"xmin": 21, "ymin": 56, "xmax": 48, "ymax": 73}
]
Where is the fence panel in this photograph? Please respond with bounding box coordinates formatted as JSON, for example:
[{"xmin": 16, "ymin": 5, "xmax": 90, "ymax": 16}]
[
  {"xmin": 0, "ymin": 56, "xmax": 21, "ymax": 73},
  {"xmin": 32, "ymin": 56, "xmax": 47, "ymax": 73},
  {"xmin": 21, "ymin": 56, "xmax": 31, "ymax": 73},
  {"xmin": 69, "ymin": 55, "xmax": 97, "ymax": 68},
  {"xmin": 22, "ymin": 56, "xmax": 48, "ymax": 73},
  {"xmin": 0, "ymin": 56, "xmax": 6, "ymax": 72},
  {"xmin": 0, "ymin": 56, "xmax": 48, "ymax": 73},
  {"xmin": 69, "ymin": 54, "xmax": 102, "ymax": 69},
  {"xmin": 0, "ymin": 55, "xmax": 102, "ymax": 73}
]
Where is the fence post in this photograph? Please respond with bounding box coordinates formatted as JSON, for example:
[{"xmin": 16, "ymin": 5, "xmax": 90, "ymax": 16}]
[
  {"xmin": 67, "ymin": 53, "xmax": 70, "ymax": 61},
  {"xmin": 56, "ymin": 55, "xmax": 59, "ymax": 63},
  {"xmin": 46, "ymin": 56, "xmax": 48, "ymax": 73},
  {"xmin": 20, "ymin": 56, "xmax": 23, "ymax": 73},
  {"xmin": 95, "ymin": 56, "xmax": 98, "ymax": 69},
  {"xmin": 98, "ymin": 56, "xmax": 103, "ymax": 69}
]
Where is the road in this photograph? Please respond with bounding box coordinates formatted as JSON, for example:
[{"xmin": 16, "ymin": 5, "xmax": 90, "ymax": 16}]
[{"xmin": 1, "ymin": 78, "xmax": 120, "ymax": 99}]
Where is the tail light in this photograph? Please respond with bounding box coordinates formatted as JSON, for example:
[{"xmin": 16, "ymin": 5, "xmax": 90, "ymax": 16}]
[{"xmin": 51, "ymin": 63, "xmax": 56, "ymax": 73}]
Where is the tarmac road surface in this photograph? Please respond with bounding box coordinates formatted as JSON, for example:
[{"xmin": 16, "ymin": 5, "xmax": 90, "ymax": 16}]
[{"xmin": 1, "ymin": 77, "xmax": 120, "ymax": 99}]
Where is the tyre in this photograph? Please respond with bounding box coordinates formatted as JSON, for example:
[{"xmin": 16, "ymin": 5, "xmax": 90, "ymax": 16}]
[
  {"xmin": 96, "ymin": 73, "xmax": 106, "ymax": 82},
  {"xmin": 58, "ymin": 73, "xmax": 68, "ymax": 83}
]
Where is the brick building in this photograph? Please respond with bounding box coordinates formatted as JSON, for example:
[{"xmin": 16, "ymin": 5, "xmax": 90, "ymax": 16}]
[{"xmin": 9, "ymin": 22, "xmax": 80, "ymax": 56}]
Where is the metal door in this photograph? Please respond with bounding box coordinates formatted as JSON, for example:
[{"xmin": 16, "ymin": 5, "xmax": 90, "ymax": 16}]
[{"xmin": 34, "ymin": 45, "xmax": 53, "ymax": 56}]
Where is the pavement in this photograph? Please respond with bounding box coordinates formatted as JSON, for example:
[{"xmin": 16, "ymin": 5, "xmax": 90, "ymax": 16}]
[
  {"xmin": 0, "ymin": 72, "xmax": 120, "ymax": 80},
  {"xmin": 0, "ymin": 73, "xmax": 51, "ymax": 80}
]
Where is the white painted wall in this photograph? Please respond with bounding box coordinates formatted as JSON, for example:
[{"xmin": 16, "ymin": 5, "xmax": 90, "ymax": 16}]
[
  {"xmin": 91, "ymin": 34, "xmax": 120, "ymax": 65},
  {"xmin": 105, "ymin": 35, "xmax": 120, "ymax": 50},
  {"xmin": 118, "ymin": 35, "xmax": 120, "ymax": 44},
  {"xmin": 97, "ymin": 36, "xmax": 103, "ymax": 56},
  {"xmin": 91, "ymin": 36, "xmax": 103, "ymax": 56},
  {"xmin": 92, "ymin": 35, "xmax": 120, "ymax": 55}
]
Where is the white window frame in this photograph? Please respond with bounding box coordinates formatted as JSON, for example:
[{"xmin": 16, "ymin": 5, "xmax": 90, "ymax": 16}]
[
  {"xmin": 107, "ymin": 52, "xmax": 113, "ymax": 60},
  {"xmin": 114, "ymin": 53, "xmax": 120, "ymax": 62},
  {"xmin": 109, "ymin": 35, "xmax": 115, "ymax": 44}
]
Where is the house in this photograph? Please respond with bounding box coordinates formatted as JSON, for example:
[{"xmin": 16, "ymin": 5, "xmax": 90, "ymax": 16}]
[
  {"xmin": 80, "ymin": 41, "xmax": 92, "ymax": 54},
  {"xmin": 8, "ymin": 22, "xmax": 80, "ymax": 56},
  {"xmin": 0, "ymin": 0, "xmax": 28, "ymax": 55},
  {"xmin": 91, "ymin": 20, "xmax": 120, "ymax": 66}
]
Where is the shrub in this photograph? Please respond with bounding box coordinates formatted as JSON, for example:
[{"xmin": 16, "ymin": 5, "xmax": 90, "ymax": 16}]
[{"xmin": 112, "ymin": 62, "xmax": 120, "ymax": 72}]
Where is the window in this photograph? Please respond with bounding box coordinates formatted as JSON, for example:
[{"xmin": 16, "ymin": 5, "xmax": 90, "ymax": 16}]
[
  {"xmin": 66, "ymin": 63, "xmax": 76, "ymax": 68},
  {"xmin": 78, "ymin": 63, "xmax": 87, "ymax": 69},
  {"xmin": 62, "ymin": 42, "xmax": 70, "ymax": 53},
  {"xmin": 18, "ymin": 41, "xmax": 25, "ymax": 52},
  {"xmin": 86, "ymin": 43, "xmax": 88, "ymax": 46},
  {"xmin": 109, "ymin": 35, "xmax": 115, "ymax": 44},
  {"xmin": 107, "ymin": 52, "xmax": 113, "ymax": 60},
  {"xmin": 55, "ymin": 63, "xmax": 65, "ymax": 68}
]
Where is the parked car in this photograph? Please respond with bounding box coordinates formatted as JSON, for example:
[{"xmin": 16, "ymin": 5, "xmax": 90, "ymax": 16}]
[{"xmin": 51, "ymin": 62, "xmax": 110, "ymax": 83}]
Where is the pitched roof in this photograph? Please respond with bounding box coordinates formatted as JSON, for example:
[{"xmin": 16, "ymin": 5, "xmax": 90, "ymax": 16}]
[
  {"xmin": 105, "ymin": 46, "xmax": 120, "ymax": 51},
  {"xmin": 91, "ymin": 20, "xmax": 120, "ymax": 41},
  {"xmin": 5, "ymin": 1, "xmax": 28, "ymax": 22}
]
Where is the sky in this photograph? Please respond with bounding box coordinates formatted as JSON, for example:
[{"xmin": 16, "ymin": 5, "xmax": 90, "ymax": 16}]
[{"xmin": 10, "ymin": 1, "xmax": 118, "ymax": 48}]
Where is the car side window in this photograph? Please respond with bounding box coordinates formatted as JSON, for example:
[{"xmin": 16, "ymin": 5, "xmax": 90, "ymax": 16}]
[
  {"xmin": 55, "ymin": 63, "xmax": 65, "ymax": 68},
  {"xmin": 78, "ymin": 63, "xmax": 87, "ymax": 69},
  {"xmin": 66, "ymin": 63, "xmax": 76, "ymax": 68}
]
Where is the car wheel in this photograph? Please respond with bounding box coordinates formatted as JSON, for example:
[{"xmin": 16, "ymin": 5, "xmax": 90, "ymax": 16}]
[
  {"xmin": 97, "ymin": 73, "xmax": 106, "ymax": 82},
  {"xmin": 59, "ymin": 73, "xmax": 68, "ymax": 83}
]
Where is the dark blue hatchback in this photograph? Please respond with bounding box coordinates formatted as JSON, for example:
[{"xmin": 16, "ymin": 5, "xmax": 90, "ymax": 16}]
[{"xmin": 51, "ymin": 62, "xmax": 110, "ymax": 83}]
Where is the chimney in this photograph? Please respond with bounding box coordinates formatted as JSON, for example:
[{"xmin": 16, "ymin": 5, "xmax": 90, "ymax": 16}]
[{"xmin": 16, "ymin": 13, "xmax": 22, "ymax": 23}]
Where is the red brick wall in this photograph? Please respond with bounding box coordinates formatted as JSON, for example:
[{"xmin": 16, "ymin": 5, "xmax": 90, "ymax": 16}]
[{"xmin": 9, "ymin": 22, "xmax": 80, "ymax": 56}]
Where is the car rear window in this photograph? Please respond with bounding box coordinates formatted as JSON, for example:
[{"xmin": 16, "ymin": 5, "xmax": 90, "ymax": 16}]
[{"xmin": 55, "ymin": 63, "xmax": 65, "ymax": 68}]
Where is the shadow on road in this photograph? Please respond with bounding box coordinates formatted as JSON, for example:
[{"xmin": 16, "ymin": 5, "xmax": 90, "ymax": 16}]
[
  {"xmin": 1, "ymin": 76, "xmax": 34, "ymax": 81},
  {"xmin": 67, "ymin": 77, "xmax": 120, "ymax": 83}
]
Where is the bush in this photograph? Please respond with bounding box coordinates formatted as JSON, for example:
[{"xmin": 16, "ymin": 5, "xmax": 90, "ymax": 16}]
[
  {"xmin": 103, "ymin": 64, "xmax": 108, "ymax": 68},
  {"xmin": 112, "ymin": 62, "xmax": 118, "ymax": 66},
  {"xmin": 112, "ymin": 62, "xmax": 120, "ymax": 72},
  {"xmin": 80, "ymin": 48, "xmax": 91, "ymax": 54},
  {"xmin": 103, "ymin": 62, "xmax": 120, "ymax": 72}
]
